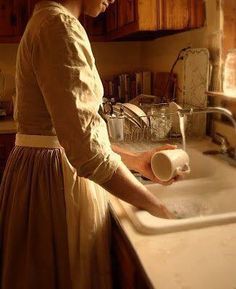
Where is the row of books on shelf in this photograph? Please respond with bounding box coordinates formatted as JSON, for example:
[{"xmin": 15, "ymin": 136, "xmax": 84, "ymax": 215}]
[{"xmin": 102, "ymin": 71, "xmax": 177, "ymax": 103}]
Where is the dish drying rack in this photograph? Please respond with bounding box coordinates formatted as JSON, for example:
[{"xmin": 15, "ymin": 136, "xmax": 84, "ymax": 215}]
[{"xmin": 103, "ymin": 102, "xmax": 193, "ymax": 144}]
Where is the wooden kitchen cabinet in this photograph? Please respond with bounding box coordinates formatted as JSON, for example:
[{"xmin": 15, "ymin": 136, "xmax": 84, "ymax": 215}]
[
  {"xmin": 118, "ymin": 0, "xmax": 136, "ymax": 28},
  {"xmin": 107, "ymin": 0, "xmax": 158, "ymax": 40},
  {"xmin": 0, "ymin": 0, "xmax": 206, "ymax": 43},
  {"xmin": 0, "ymin": 0, "xmax": 28, "ymax": 42},
  {"xmin": 0, "ymin": 133, "xmax": 15, "ymax": 182},
  {"xmin": 106, "ymin": 1, "xmax": 118, "ymax": 33},
  {"xmin": 105, "ymin": 0, "xmax": 205, "ymax": 40},
  {"xmin": 158, "ymin": 0, "xmax": 205, "ymax": 30},
  {"xmin": 111, "ymin": 214, "xmax": 153, "ymax": 289}
]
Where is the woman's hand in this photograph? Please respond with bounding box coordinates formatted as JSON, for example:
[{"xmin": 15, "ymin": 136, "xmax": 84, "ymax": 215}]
[
  {"xmin": 112, "ymin": 143, "xmax": 179, "ymax": 185},
  {"xmin": 135, "ymin": 200, "xmax": 174, "ymax": 219},
  {"xmin": 133, "ymin": 144, "xmax": 177, "ymax": 185},
  {"xmin": 149, "ymin": 203, "xmax": 175, "ymax": 219},
  {"xmin": 102, "ymin": 161, "xmax": 176, "ymax": 221}
]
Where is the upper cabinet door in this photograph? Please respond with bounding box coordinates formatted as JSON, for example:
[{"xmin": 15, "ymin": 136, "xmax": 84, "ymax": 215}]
[
  {"xmin": 107, "ymin": 0, "xmax": 157, "ymax": 40},
  {"xmin": 188, "ymin": 0, "xmax": 205, "ymax": 28},
  {"xmin": 0, "ymin": 0, "xmax": 206, "ymax": 43},
  {"xmin": 158, "ymin": 0, "xmax": 205, "ymax": 30},
  {"xmin": 17, "ymin": 0, "xmax": 28, "ymax": 35},
  {"xmin": 106, "ymin": 1, "xmax": 118, "ymax": 33},
  {"xmin": 118, "ymin": 0, "xmax": 136, "ymax": 28},
  {"xmin": 159, "ymin": 0, "xmax": 190, "ymax": 29},
  {"xmin": 0, "ymin": 0, "xmax": 17, "ymax": 37}
]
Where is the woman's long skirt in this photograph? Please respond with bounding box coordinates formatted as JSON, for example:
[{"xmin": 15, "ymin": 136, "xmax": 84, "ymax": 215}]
[{"xmin": 0, "ymin": 141, "xmax": 112, "ymax": 289}]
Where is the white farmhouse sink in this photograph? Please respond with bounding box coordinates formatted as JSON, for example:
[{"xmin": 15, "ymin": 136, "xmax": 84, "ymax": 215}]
[{"xmin": 119, "ymin": 146, "xmax": 236, "ymax": 234}]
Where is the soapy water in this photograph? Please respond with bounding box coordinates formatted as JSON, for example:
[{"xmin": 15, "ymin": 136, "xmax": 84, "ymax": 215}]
[{"xmin": 163, "ymin": 198, "xmax": 213, "ymax": 219}]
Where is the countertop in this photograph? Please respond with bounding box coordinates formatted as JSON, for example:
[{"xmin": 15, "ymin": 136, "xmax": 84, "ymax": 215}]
[
  {"xmin": 110, "ymin": 197, "xmax": 236, "ymax": 289},
  {"xmin": 0, "ymin": 118, "xmax": 17, "ymax": 134},
  {"xmin": 109, "ymin": 139, "xmax": 236, "ymax": 289}
]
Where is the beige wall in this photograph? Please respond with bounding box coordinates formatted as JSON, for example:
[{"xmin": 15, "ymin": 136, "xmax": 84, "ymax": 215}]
[
  {"xmin": 0, "ymin": 41, "xmax": 142, "ymax": 101},
  {"xmin": 91, "ymin": 41, "xmax": 142, "ymax": 79},
  {"xmin": 0, "ymin": 44, "xmax": 18, "ymax": 74},
  {"xmin": 0, "ymin": 42, "xmax": 142, "ymax": 79}
]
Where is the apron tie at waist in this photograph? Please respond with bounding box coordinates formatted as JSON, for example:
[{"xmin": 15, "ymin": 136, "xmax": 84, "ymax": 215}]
[{"xmin": 15, "ymin": 134, "xmax": 61, "ymax": 148}]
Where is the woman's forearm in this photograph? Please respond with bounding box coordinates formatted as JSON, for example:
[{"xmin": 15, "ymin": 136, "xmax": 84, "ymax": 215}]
[{"xmin": 101, "ymin": 162, "xmax": 172, "ymax": 218}]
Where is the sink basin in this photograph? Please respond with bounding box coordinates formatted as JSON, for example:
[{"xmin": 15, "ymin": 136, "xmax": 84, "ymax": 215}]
[{"xmin": 119, "ymin": 146, "xmax": 236, "ymax": 234}]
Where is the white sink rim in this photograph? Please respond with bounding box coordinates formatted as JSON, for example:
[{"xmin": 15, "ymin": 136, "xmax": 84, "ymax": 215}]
[{"xmin": 119, "ymin": 145, "xmax": 236, "ymax": 235}]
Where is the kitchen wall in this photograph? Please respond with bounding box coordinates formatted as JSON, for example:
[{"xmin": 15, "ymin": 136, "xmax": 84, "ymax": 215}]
[
  {"xmin": 0, "ymin": 44, "xmax": 18, "ymax": 75},
  {"xmin": 0, "ymin": 42, "xmax": 142, "ymax": 80},
  {"xmin": 91, "ymin": 42, "xmax": 142, "ymax": 79},
  {"xmin": 0, "ymin": 40, "xmax": 142, "ymax": 103}
]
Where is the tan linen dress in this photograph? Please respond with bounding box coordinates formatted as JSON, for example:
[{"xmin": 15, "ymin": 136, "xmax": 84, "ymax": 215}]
[{"xmin": 0, "ymin": 2, "xmax": 121, "ymax": 289}]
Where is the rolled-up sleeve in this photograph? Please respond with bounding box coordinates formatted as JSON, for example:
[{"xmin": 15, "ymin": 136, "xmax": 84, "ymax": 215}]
[{"xmin": 32, "ymin": 14, "xmax": 121, "ymax": 184}]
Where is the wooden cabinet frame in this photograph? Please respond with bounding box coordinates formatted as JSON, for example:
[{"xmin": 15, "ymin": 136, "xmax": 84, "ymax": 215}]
[
  {"xmin": 0, "ymin": 0, "xmax": 28, "ymax": 43},
  {"xmin": 0, "ymin": 1, "xmax": 206, "ymax": 43}
]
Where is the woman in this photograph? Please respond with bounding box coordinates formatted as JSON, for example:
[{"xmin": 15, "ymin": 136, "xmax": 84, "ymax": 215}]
[{"xmin": 0, "ymin": 1, "xmax": 176, "ymax": 289}]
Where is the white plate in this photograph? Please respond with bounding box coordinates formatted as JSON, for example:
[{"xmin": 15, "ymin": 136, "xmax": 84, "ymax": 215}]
[
  {"xmin": 122, "ymin": 103, "xmax": 149, "ymax": 127},
  {"xmin": 114, "ymin": 103, "xmax": 149, "ymax": 127}
]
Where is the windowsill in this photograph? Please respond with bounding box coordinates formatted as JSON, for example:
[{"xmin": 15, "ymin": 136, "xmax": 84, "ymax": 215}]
[
  {"xmin": 206, "ymin": 92, "xmax": 236, "ymax": 147},
  {"xmin": 207, "ymin": 91, "xmax": 236, "ymax": 119},
  {"xmin": 206, "ymin": 91, "xmax": 236, "ymax": 100}
]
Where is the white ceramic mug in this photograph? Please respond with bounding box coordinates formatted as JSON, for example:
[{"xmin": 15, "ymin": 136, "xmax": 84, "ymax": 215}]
[{"xmin": 151, "ymin": 149, "xmax": 190, "ymax": 182}]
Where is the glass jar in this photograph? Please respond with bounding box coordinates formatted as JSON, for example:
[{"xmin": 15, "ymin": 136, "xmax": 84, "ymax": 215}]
[{"xmin": 223, "ymin": 49, "xmax": 236, "ymax": 97}]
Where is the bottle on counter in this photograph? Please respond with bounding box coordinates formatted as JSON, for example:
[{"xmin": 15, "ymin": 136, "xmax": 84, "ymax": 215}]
[{"xmin": 107, "ymin": 107, "xmax": 124, "ymax": 142}]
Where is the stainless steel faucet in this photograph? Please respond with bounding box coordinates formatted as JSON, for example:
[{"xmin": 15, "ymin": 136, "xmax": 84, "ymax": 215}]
[
  {"xmin": 177, "ymin": 106, "xmax": 236, "ymax": 160},
  {"xmin": 177, "ymin": 106, "xmax": 236, "ymax": 130}
]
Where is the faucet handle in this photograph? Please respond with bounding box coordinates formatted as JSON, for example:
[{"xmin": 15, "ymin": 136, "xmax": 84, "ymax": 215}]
[
  {"xmin": 227, "ymin": 147, "xmax": 236, "ymax": 160},
  {"xmin": 212, "ymin": 132, "xmax": 230, "ymax": 154}
]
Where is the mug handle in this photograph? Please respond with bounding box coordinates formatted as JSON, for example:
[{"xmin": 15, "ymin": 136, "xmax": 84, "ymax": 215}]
[{"xmin": 176, "ymin": 164, "xmax": 191, "ymax": 175}]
